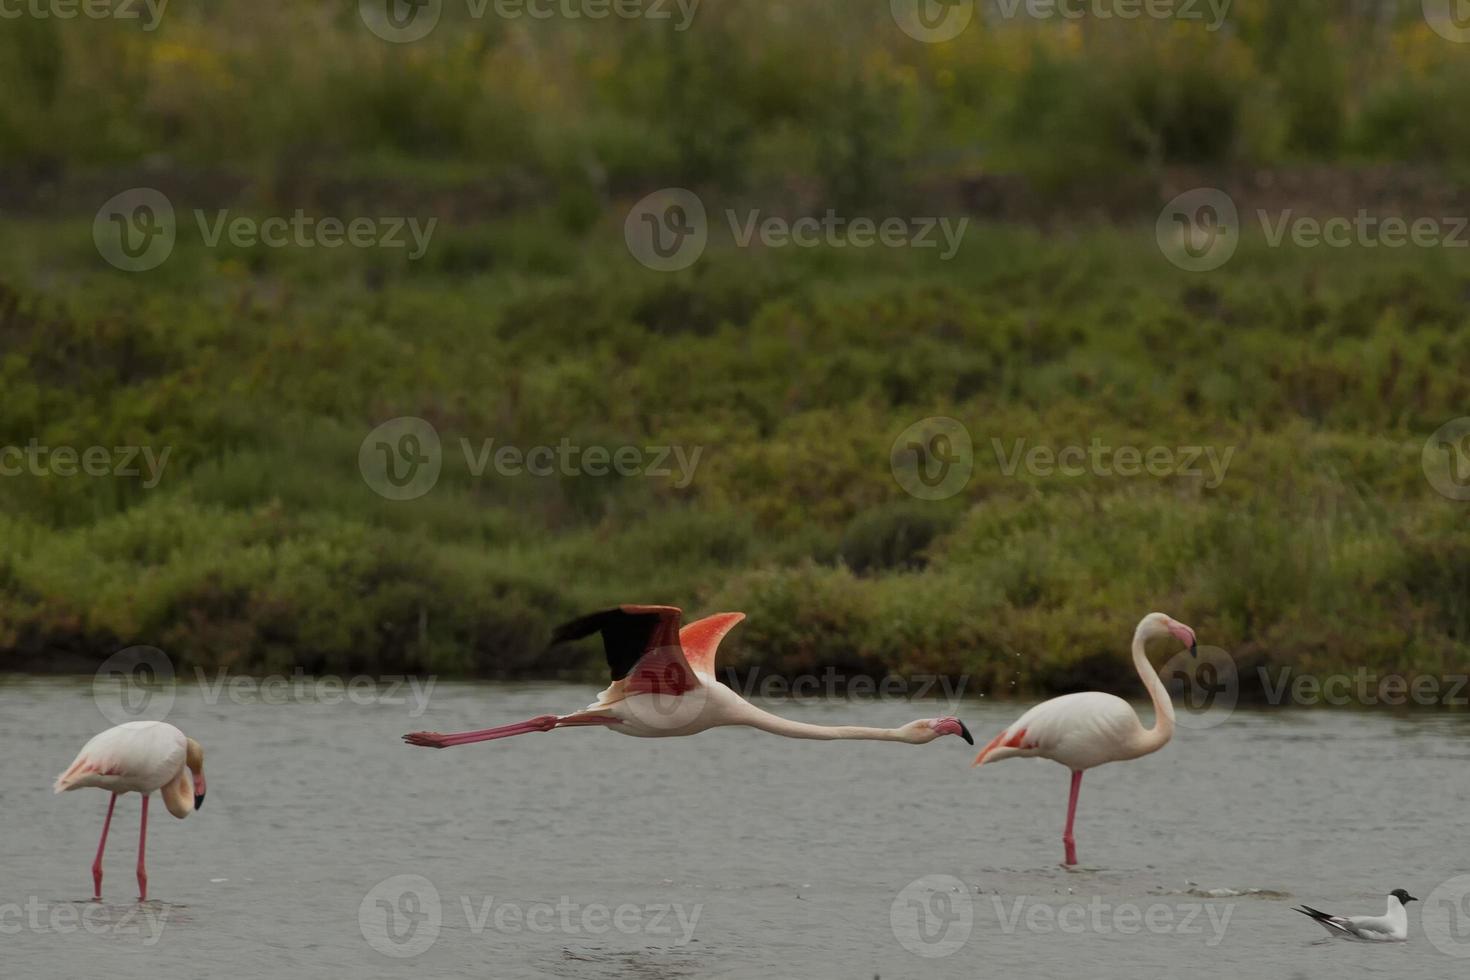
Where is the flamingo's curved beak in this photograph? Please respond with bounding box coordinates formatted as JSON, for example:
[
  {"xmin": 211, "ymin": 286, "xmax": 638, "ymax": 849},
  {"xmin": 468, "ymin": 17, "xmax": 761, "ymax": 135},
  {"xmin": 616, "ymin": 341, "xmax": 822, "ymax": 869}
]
[
  {"xmin": 933, "ymin": 718, "xmax": 974, "ymax": 744},
  {"xmin": 193, "ymin": 772, "xmax": 206, "ymax": 811},
  {"xmin": 1167, "ymin": 621, "xmax": 1198, "ymax": 658}
]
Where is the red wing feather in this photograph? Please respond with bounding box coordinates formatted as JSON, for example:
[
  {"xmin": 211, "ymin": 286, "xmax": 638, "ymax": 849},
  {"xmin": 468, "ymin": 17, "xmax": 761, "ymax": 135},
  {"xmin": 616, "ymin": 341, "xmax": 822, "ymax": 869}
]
[{"xmin": 678, "ymin": 612, "xmax": 745, "ymax": 677}]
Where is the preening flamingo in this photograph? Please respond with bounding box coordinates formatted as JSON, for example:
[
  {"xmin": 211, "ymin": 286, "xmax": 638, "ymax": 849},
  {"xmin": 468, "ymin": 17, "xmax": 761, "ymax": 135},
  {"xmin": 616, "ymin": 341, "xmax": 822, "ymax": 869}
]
[
  {"xmin": 405, "ymin": 604, "xmax": 974, "ymax": 748},
  {"xmin": 972, "ymin": 612, "xmax": 1197, "ymax": 866},
  {"xmin": 1293, "ymin": 889, "xmax": 1416, "ymax": 943},
  {"xmin": 55, "ymin": 721, "xmax": 206, "ymax": 901}
]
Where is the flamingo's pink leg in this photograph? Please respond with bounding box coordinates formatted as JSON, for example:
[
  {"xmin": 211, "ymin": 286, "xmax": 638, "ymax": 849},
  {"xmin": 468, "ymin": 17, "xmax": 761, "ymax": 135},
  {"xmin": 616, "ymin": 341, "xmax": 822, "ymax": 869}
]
[
  {"xmin": 136, "ymin": 795, "xmax": 149, "ymax": 901},
  {"xmin": 403, "ymin": 714, "xmax": 619, "ymax": 749},
  {"xmin": 92, "ymin": 793, "xmax": 118, "ymax": 900},
  {"xmin": 1062, "ymin": 770, "xmax": 1083, "ymax": 866}
]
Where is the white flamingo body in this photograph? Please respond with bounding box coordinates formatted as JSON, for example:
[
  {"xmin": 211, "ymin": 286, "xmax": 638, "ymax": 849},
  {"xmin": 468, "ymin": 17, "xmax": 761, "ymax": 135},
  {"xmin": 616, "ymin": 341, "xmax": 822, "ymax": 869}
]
[
  {"xmin": 977, "ymin": 691, "xmax": 1163, "ymax": 771},
  {"xmin": 55, "ymin": 720, "xmax": 206, "ymax": 900},
  {"xmin": 974, "ymin": 613, "xmax": 1198, "ymax": 865},
  {"xmin": 405, "ymin": 605, "xmax": 974, "ymax": 749},
  {"xmin": 57, "ymin": 721, "xmax": 194, "ymax": 801}
]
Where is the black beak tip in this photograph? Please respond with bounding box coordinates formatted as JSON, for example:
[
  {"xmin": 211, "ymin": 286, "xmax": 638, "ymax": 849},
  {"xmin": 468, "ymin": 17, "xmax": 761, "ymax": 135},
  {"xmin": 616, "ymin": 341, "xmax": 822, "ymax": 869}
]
[
  {"xmin": 194, "ymin": 793, "xmax": 205, "ymax": 811},
  {"xmin": 957, "ymin": 721, "xmax": 974, "ymax": 745},
  {"xmin": 1189, "ymin": 641, "xmax": 1198, "ymax": 658}
]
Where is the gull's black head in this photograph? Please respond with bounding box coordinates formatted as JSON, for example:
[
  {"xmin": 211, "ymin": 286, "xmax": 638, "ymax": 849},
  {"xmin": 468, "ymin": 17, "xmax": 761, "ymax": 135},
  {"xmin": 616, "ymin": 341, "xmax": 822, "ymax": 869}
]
[{"xmin": 1390, "ymin": 888, "xmax": 1417, "ymax": 905}]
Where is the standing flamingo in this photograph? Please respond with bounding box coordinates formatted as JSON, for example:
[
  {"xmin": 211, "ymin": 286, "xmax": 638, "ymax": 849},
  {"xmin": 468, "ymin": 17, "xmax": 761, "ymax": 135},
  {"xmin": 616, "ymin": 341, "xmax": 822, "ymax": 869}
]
[
  {"xmin": 405, "ymin": 604, "xmax": 973, "ymax": 749},
  {"xmin": 972, "ymin": 612, "xmax": 1197, "ymax": 866},
  {"xmin": 55, "ymin": 721, "xmax": 207, "ymax": 901}
]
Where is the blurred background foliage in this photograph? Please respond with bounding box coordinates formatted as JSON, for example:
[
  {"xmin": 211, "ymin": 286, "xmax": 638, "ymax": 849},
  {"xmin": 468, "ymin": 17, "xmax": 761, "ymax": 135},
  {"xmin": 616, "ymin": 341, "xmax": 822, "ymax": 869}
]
[
  {"xmin": 2, "ymin": 1, "xmax": 1470, "ymax": 196},
  {"xmin": 0, "ymin": 0, "xmax": 1466, "ymax": 698}
]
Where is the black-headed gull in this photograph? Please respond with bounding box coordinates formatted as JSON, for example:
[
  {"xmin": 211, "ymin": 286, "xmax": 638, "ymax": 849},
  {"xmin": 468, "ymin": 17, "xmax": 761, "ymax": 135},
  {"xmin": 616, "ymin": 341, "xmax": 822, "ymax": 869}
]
[{"xmin": 1293, "ymin": 889, "xmax": 1417, "ymax": 942}]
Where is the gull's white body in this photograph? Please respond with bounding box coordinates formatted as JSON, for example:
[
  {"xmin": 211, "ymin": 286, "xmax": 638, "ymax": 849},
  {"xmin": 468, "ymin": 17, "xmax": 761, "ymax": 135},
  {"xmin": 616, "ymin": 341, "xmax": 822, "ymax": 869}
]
[{"xmin": 1297, "ymin": 896, "xmax": 1411, "ymax": 943}]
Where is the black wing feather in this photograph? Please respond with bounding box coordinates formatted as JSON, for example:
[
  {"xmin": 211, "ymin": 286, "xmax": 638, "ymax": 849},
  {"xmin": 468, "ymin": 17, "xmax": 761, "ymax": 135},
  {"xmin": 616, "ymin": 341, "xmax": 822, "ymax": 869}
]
[{"xmin": 550, "ymin": 606, "xmax": 683, "ymax": 682}]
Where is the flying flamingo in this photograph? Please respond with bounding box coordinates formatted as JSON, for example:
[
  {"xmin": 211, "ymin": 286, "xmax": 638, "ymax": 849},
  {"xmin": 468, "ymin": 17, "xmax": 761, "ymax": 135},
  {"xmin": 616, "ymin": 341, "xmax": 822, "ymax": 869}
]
[
  {"xmin": 405, "ymin": 604, "xmax": 974, "ymax": 749},
  {"xmin": 972, "ymin": 612, "xmax": 1197, "ymax": 866},
  {"xmin": 55, "ymin": 721, "xmax": 207, "ymax": 901}
]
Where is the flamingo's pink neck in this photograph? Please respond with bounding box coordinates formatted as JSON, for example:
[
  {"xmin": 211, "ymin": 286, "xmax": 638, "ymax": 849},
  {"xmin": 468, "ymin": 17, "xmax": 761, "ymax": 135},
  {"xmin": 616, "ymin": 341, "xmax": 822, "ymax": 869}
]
[
  {"xmin": 1130, "ymin": 626, "xmax": 1176, "ymax": 756},
  {"xmin": 733, "ymin": 703, "xmax": 916, "ymax": 742}
]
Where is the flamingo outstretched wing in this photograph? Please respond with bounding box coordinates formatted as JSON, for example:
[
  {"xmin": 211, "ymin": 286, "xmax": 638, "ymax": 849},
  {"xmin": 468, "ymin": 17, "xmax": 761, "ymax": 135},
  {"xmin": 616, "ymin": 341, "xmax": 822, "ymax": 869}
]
[
  {"xmin": 552, "ymin": 604, "xmax": 696, "ymax": 697},
  {"xmin": 679, "ymin": 612, "xmax": 745, "ymax": 677}
]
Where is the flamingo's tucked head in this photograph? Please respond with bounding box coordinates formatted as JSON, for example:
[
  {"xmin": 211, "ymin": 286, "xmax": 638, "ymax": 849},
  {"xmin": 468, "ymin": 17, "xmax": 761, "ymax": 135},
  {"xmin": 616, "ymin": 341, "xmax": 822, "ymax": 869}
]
[
  {"xmin": 1138, "ymin": 612, "xmax": 1197, "ymax": 657},
  {"xmin": 909, "ymin": 717, "xmax": 974, "ymax": 745},
  {"xmin": 185, "ymin": 737, "xmax": 206, "ymax": 811}
]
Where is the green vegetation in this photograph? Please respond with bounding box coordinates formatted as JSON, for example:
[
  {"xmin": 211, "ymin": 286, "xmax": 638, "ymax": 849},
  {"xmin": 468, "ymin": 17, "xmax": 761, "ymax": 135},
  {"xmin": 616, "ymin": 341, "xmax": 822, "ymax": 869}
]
[
  {"xmin": 0, "ymin": 212, "xmax": 1465, "ymax": 695},
  {"xmin": 0, "ymin": 1, "xmax": 1467, "ymax": 698},
  {"xmin": 2, "ymin": 2, "xmax": 1470, "ymax": 200}
]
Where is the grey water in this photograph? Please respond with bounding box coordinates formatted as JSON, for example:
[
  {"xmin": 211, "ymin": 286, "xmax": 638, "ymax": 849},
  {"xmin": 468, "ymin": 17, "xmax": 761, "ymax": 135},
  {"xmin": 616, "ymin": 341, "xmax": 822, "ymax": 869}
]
[{"xmin": 3, "ymin": 678, "xmax": 1469, "ymax": 979}]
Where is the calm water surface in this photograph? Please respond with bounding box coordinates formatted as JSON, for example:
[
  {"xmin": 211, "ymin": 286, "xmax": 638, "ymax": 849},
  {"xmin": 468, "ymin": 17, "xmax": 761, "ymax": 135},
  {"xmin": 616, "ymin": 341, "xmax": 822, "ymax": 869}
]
[{"xmin": 3, "ymin": 679, "xmax": 1468, "ymax": 979}]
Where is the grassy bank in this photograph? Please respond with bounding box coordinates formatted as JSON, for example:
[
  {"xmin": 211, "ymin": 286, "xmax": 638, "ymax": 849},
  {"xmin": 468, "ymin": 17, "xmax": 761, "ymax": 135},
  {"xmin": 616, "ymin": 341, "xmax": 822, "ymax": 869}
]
[{"xmin": 0, "ymin": 206, "xmax": 1465, "ymax": 697}]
